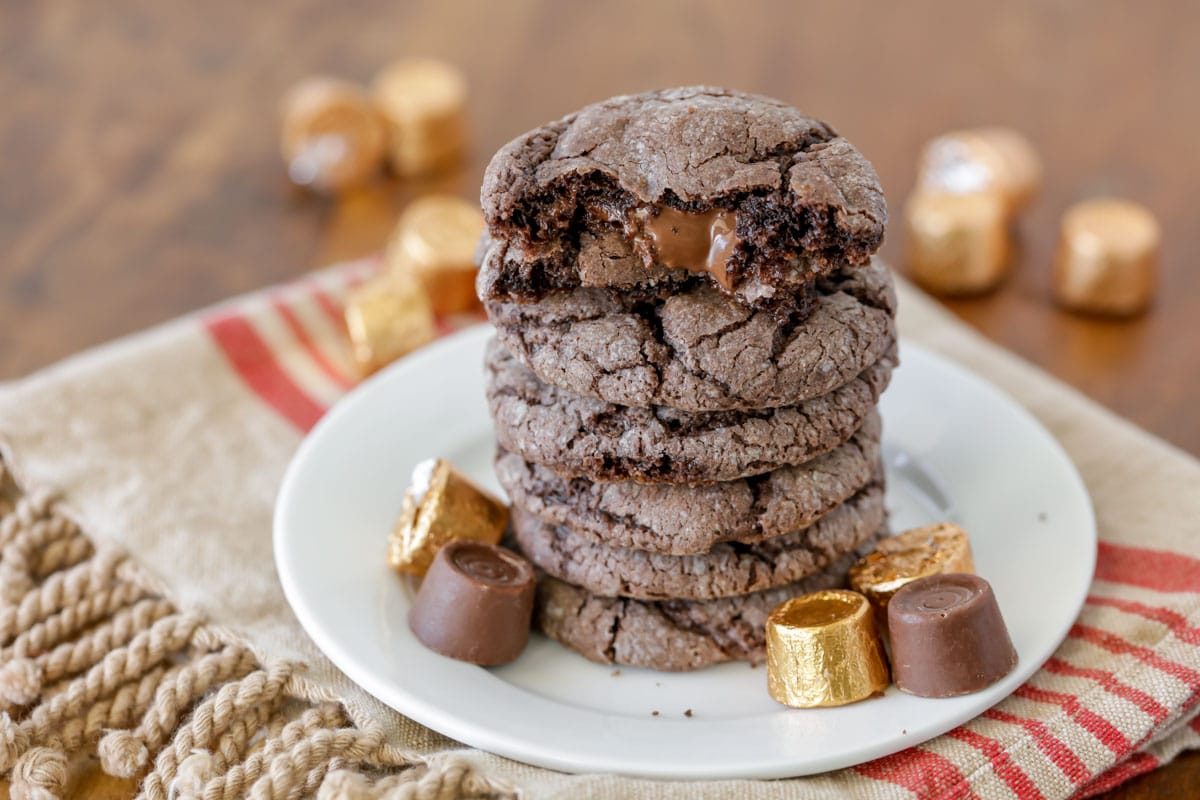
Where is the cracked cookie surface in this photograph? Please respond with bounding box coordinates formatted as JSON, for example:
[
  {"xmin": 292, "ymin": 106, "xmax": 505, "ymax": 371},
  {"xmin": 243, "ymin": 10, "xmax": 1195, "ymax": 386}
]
[
  {"xmin": 480, "ymin": 87, "xmax": 886, "ymax": 313},
  {"xmin": 496, "ymin": 412, "xmax": 881, "ymax": 554},
  {"xmin": 485, "ymin": 336, "xmax": 896, "ymax": 483},
  {"xmin": 511, "ymin": 482, "xmax": 884, "ymax": 600},
  {"xmin": 533, "ymin": 531, "xmax": 883, "ymax": 671},
  {"xmin": 486, "ymin": 256, "xmax": 896, "ymax": 410}
]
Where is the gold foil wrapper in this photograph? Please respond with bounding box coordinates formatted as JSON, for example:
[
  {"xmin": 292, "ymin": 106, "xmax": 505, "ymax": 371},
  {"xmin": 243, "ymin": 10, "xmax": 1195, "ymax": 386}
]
[
  {"xmin": 372, "ymin": 59, "xmax": 468, "ymax": 177},
  {"xmin": 766, "ymin": 590, "xmax": 889, "ymax": 708},
  {"xmin": 904, "ymin": 190, "xmax": 1012, "ymax": 296},
  {"xmin": 849, "ymin": 522, "xmax": 976, "ymax": 618},
  {"xmin": 387, "ymin": 196, "xmax": 485, "ymax": 314},
  {"xmin": 1053, "ymin": 198, "xmax": 1159, "ymax": 316},
  {"xmin": 917, "ymin": 127, "xmax": 1041, "ymax": 213},
  {"xmin": 388, "ymin": 459, "xmax": 509, "ymax": 577},
  {"xmin": 344, "ymin": 272, "xmax": 435, "ymax": 377},
  {"xmin": 280, "ymin": 77, "xmax": 387, "ymax": 194}
]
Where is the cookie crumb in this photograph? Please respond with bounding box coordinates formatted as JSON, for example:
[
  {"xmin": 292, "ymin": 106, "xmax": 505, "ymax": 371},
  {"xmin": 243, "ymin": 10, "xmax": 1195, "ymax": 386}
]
[
  {"xmin": 684, "ymin": 709, "xmax": 693, "ymax": 718},
  {"xmin": 749, "ymin": 662, "xmax": 759, "ymax": 669},
  {"xmin": 651, "ymin": 710, "xmax": 660, "ymax": 717},
  {"xmin": 610, "ymin": 670, "xmax": 621, "ymax": 677}
]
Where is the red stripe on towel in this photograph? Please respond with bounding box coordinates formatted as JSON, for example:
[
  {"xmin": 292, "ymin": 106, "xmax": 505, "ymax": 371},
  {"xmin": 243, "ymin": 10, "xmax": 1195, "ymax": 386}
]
[
  {"xmin": 1014, "ymin": 684, "xmax": 1129, "ymax": 755},
  {"xmin": 1095, "ymin": 542, "xmax": 1200, "ymax": 593},
  {"xmin": 271, "ymin": 296, "xmax": 353, "ymax": 390},
  {"xmin": 1070, "ymin": 751, "xmax": 1159, "ymax": 799},
  {"xmin": 309, "ymin": 283, "xmax": 349, "ymax": 332},
  {"xmin": 1086, "ymin": 595, "xmax": 1200, "ymax": 646},
  {"xmin": 983, "ymin": 708, "xmax": 1090, "ymax": 784},
  {"xmin": 1041, "ymin": 659, "xmax": 1171, "ymax": 723},
  {"xmin": 854, "ymin": 746, "xmax": 979, "ymax": 799},
  {"xmin": 1070, "ymin": 624, "xmax": 1200, "ymax": 689},
  {"xmin": 947, "ymin": 727, "xmax": 1045, "ymax": 800},
  {"xmin": 205, "ymin": 312, "xmax": 327, "ymax": 432}
]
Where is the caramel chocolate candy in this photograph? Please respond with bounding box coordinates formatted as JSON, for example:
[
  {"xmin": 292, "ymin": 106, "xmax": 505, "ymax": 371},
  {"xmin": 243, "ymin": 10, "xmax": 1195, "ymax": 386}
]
[
  {"xmin": 888, "ymin": 573, "xmax": 1017, "ymax": 698},
  {"xmin": 344, "ymin": 272, "xmax": 435, "ymax": 377},
  {"xmin": 409, "ymin": 541, "xmax": 535, "ymax": 666},
  {"xmin": 387, "ymin": 196, "xmax": 485, "ymax": 314},
  {"xmin": 280, "ymin": 77, "xmax": 387, "ymax": 194},
  {"xmin": 917, "ymin": 127, "xmax": 1041, "ymax": 213},
  {"xmin": 849, "ymin": 522, "xmax": 975, "ymax": 618},
  {"xmin": 388, "ymin": 459, "xmax": 508, "ymax": 577},
  {"xmin": 766, "ymin": 590, "xmax": 889, "ymax": 708},
  {"xmin": 372, "ymin": 59, "xmax": 468, "ymax": 177},
  {"xmin": 1053, "ymin": 198, "xmax": 1159, "ymax": 316},
  {"xmin": 631, "ymin": 207, "xmax": 740, "ymax": 291},
  {"xmin": 904, "ymin": 190, "xmax": 1011, "ymax": 296}
]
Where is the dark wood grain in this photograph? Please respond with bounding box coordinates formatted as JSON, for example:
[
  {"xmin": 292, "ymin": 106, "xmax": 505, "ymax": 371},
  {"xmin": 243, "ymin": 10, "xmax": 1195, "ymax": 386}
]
[{"xmin": 1, "ymin": 2, "xmax": 1197, "ymax": 797}]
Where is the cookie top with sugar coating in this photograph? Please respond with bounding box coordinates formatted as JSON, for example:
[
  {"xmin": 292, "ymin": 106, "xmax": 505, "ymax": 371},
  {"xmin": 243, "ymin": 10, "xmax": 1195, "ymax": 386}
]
[{"xmin": 480, "ymin": 87, "xmax": 886, "ymax": 311}]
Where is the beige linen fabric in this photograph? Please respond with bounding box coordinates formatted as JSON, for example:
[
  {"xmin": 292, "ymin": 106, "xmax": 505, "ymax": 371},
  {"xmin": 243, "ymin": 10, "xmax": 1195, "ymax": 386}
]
[{"xmin": 0, "ymin": 265, "xmax": 1198, "ymax": 799}]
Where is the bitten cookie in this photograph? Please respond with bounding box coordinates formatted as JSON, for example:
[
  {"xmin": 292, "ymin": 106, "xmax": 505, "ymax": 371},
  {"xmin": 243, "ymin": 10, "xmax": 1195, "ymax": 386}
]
[
  {"xmin": 511, "ymin": 482, "xmax": 885, "ymax": 601},
  {"xmin": 534, "ymin": 531, "xmax": 885, "ymax": 671},
  {"xmin": 496, "ymin": 412, "xmax": 881, "ymax": 554},
  {"xmin": 487, "ymin": 256, "xmax": 896, "ymax": 411},
  {"xmin": 485, "ymin": 337, "xmax": 896, "ymax": 483},
  {"xmin": 480, "ymin": 86, "xmax": 886, "ymax": 312}
]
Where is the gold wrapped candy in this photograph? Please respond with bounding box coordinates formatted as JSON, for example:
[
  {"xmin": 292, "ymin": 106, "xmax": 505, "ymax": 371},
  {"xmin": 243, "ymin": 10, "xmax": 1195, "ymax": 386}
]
[
  {"xmin": 344, "ymin": 272, "xmax": 435, "ymax": 377},
  {"xmin": 904, "ymin": 190, "xmax": 1012, "ymax": 296},
  {"xmin": 372, "ymin": 59, "xmax": 468, "ymax": 177},
  {"xmin": 917, "ymin": 127, "xmax": 1041, "ymax": 213},
  {"xmin": 766, "ymin": 590, "xmax": 889, "ymax": 708},
  {"xmin": 1053, "ymin": 198, "xmax": 1159, "ymax": 316},
  {"xmin": 387, "ymin": 196, "xmax": 485, "ymax": 314},
  {"xmin": 849, "ymin": 522, "xmax": 976, "ymax": 618},
  {"xmin": 280, "ymin": 77, "xmax": 387, "ymax": 194},
  {"xmin": 388, "ymin": 459, "xmax": 509, "ymax": 577}
]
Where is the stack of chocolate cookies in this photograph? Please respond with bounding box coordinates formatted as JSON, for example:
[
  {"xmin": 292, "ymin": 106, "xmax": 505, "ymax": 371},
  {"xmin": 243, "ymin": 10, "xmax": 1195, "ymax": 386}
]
[{"xmin": 478, "ymin": 87, "xmax": 897, "ymax": 671}]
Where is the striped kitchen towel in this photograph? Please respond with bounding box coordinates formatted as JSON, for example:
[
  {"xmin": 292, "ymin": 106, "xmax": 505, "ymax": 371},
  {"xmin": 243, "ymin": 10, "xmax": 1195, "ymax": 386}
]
[{"xmin": 0, "ymin": 258, "xmax": 1197, "ymax": 799}]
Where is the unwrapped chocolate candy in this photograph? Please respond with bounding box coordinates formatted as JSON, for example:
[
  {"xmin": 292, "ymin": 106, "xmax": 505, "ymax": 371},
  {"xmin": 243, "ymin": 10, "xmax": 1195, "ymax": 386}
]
[
  {"xmin": 888, "ymin": 573, "xmax": 1017, "ymax": 698},
  {"xmin": 344, "ymin": 272, "xmax": 435, "ymax": 377},
  {"xmin": 388, "ymin": 458, "xmax": 508, "ymax": 577},
  {"xmin": 409, "ymin": 541, "xmax": 535, "ymax": 665},
  {"xmin": 1053, "ymin": 198, "xmax": 1159, "ymax": 316},
  {"xmin": 387, "ymin": 196, "xmax": 485, "ymax": 314},
  {"xmin": 766, "ymin": 590, "xmax": 889, "ymax": 708},
  {"xmin": 849, "ymin": 522, "xmax": 976, "ymax": 618}
]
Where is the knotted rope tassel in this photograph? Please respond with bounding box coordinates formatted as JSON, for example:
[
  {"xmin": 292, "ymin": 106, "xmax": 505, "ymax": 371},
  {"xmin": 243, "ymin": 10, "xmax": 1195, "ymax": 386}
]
[{"xmin": 99, "ymin": 644, "xmax": 256, "ymax": 778}]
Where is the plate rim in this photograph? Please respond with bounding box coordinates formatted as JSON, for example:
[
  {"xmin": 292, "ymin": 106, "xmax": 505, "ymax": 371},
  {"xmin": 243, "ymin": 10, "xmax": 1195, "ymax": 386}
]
[{"xmin": 274, "ymin": 325, "xmax": 1097, "ymax": 779}]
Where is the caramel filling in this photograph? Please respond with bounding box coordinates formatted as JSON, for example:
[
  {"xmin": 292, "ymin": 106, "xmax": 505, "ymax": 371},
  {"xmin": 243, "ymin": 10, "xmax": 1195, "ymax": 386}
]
[{"xmin": 634, "ymin": 207, "xmax": 740, "ymax": 291}]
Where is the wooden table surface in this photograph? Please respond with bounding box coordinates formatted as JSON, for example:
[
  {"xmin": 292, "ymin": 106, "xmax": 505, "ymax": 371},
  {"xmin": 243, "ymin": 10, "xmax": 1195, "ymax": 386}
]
[{"xmin": 1, "ymin": 1, "xmax": 1197, "ymax": 797}]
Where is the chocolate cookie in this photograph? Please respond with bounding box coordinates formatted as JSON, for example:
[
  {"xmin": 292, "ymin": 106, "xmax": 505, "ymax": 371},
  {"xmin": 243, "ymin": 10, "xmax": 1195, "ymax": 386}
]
[
  {"xmin": 486, "ymin": 256, "xmax": 896, "ymax": 411},
  {"xmin": 534, "ymin": 532, "xmax": 884, "ymax": 671},
  {"xmin": 496, "ymin": 412, "xmax": 881, "ymax": 554},
  {"xmin": 511, "ymin": 482, "xmax": 884, "ymax": 601},
  {"xmin": 485, "ymin": 337, "xmax": 896, "ymax": 483},
  {"xmin": 480, "ymin": 87, "xmax": 886, "ymax": 312}
]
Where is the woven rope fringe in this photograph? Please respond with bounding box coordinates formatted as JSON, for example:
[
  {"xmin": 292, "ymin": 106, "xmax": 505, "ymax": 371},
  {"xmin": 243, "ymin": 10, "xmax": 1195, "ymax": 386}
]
[{"xmin": 0, "ymin": 463, "xmax": 515, "ymax": 799}]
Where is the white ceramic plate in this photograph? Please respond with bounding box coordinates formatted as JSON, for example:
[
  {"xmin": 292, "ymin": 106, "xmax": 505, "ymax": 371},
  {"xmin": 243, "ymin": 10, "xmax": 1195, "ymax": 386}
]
[{"xmin": 274, "ymin": 325, "xmax": 1095, "ymax": 779}]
